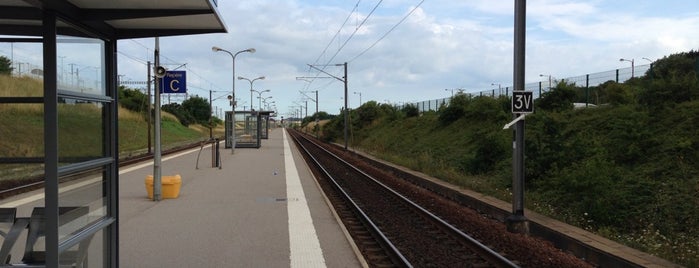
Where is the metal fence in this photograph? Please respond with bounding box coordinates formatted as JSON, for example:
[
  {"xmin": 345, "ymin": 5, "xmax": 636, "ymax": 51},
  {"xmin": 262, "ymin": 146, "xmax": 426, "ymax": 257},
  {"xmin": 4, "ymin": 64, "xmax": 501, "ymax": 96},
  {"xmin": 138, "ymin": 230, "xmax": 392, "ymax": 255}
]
[{"xmin": 397, "ymin": 64, "xmax": 651, "ymax": 112}]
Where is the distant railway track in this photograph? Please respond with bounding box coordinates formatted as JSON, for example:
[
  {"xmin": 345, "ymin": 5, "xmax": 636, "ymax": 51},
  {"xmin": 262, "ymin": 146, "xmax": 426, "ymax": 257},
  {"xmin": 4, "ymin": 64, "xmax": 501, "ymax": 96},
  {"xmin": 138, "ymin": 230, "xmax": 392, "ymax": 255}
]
[
  {"xmin": 0, "ymin": 139, "xmax": 215, "ymax": 199},
  {"xmin": 289, "ymin": 129, "xmax": 520, "ymax": 268}
]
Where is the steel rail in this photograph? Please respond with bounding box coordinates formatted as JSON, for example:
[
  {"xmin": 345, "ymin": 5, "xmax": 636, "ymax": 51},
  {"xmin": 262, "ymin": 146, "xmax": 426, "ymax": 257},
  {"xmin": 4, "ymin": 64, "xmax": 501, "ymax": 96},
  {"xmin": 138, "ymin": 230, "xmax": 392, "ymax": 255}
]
[
  {"xmin": 290, "ymin": 129, "xmax": 519, "ymax": 268},
  {"xmin": 0, "ymin": 139, "xmax": 213, "ymax": 198},
  {"xmin": 289, "ymin": 130, "xmax": 412, "ymax": 268}
]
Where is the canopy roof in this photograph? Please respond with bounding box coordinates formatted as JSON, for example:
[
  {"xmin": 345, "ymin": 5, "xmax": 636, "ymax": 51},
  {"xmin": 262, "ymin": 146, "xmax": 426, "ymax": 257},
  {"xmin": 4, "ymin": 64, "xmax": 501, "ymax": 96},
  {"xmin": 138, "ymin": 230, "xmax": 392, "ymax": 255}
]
[{"xmin": 0, "ymin": 0, "xmax": 227, "ymax": 39}]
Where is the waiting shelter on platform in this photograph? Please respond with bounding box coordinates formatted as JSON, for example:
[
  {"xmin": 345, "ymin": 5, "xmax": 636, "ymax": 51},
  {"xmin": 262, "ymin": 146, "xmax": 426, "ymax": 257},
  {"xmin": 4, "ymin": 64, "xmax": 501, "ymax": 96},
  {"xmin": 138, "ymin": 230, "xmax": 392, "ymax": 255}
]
[
  {"xmin": 0, "ymin": 1, "xmax": 226, "ymax": 267},
  {"xmin": 224, "ymin": 110, "xmax": 274, "ymax": 148},
  {"xmin": 260, "ymin": 112, "xmax": 275, "ymax": 139}
]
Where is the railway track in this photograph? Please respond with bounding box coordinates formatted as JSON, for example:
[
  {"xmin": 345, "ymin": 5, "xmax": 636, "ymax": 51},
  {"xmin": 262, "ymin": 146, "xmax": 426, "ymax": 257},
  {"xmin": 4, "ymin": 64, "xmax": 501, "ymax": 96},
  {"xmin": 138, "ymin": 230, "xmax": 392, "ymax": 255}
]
[
  {"xmin": 0, "ymin": 138, "xmax": 216, "ymax": 199},
  {"xmin": 289, "ymin": 129, "xmax": 519, "ymax": 268}
]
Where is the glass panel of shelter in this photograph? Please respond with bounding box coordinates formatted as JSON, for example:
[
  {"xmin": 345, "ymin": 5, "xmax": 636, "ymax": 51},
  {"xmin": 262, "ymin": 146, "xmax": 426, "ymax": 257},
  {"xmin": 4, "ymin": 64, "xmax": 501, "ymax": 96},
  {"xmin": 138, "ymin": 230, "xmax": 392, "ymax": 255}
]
[
  {"xmin": 260, "ymin": 115, "xmax": 269, "ymax": 139},
  {"xmin": 0, "ymin": 22, "xmax": 111, "ymax": 266},
  {"xmin": 0, "ymin": 38, "xmax": 45, "ymax": 183},
  {"xmin": 235, "ymin": 111, "xmax": 259, "ymax": 148},
  {"xmin": 54, "ymin": 21, "xmax": 111, "ymax": 267}
]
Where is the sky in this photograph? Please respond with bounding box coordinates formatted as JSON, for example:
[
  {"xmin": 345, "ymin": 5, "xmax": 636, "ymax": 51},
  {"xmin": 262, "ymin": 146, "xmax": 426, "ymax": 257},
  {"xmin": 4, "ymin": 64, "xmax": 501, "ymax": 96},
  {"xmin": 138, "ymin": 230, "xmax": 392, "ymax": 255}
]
[{"xmin": 4, "ymin": 0, "xmax": 699, "ymax": 119}]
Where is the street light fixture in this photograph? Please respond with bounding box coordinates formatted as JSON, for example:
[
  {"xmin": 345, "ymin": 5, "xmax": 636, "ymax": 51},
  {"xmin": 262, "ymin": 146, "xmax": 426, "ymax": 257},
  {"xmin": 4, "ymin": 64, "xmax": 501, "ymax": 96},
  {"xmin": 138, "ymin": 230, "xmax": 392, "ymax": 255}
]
[
  {"xmin": 238, "ymin": 76, "xmax": 266, "ymax": 110},
  {"xmin": 252, "ymin": 89, "xmax": 270, "ymax": 111},
  {"xmin": 258, "ymin": 94, "xmax": 273, "ymax": 111},
  {"xmin": 262, "ymin": 99, "xmax": 275, "ymax": 110},
  {"xmin": 212, "ymin": 46, "xmax": 255, "ymax": 153},
  {"xmin": 619, "ymin": 58, "xmax": 635, "ymax": 78},
  {"xmin": 444, "ymin": 88, "xmax": 454, "ymax": 97},
  {"xmin": 353, "ymin": 91, "xmax": 362, "ymax": 107},
  {"xmin": 539, "ymin": 74, "xmax": 553, "ymax": 89}
]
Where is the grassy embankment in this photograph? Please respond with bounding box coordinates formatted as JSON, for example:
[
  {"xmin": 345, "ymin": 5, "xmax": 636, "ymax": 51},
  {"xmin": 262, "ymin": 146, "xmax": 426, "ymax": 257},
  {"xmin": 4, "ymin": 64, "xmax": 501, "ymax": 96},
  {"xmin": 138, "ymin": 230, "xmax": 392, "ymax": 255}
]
[
  {"xmin": 330, "ymin": 96, "xmax": 698, "ymax": 266},
  {"xmin": 0, "ymin": 75, "xmax": 221, "ymax": 180}
]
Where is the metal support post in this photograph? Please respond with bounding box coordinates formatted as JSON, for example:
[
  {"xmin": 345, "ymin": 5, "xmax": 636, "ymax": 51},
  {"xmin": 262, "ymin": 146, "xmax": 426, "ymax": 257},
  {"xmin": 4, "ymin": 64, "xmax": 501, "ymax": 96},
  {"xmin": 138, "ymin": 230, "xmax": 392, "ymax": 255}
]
[
  {"xmin": 147, "ymin": 61, "xmax": 152, "ymax": 154},
  {"xmin": 153, "ymin": 37, "xmax": 162, "ymax": 201},
  {"xmin": 507, "ymin": 0, "xmax": 529, "ymax": 234},
  {"xmin": 343, "ymin": 62, "xmax": 348, "ymax": 150}
]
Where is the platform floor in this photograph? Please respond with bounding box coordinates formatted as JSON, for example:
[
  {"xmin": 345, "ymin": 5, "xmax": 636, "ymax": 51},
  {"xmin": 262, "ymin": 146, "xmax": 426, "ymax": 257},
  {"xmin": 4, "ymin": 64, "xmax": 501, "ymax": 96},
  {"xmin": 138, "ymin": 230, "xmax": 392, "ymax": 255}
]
[{"xmin": 118, "ymin": 128, "xmax": 363, "ymax": 267}]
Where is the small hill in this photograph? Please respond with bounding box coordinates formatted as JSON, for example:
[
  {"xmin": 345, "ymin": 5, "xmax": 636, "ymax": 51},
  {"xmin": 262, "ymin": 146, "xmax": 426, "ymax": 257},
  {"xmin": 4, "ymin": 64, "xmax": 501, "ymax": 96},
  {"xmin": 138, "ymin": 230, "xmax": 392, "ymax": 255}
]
[
  {"xmin": 318, "ymin": 51, "xmax": 699, "ymax": 267},
  {"xmin": 0, "ymin": 75, "xmax": 220, "ymax": 180}
]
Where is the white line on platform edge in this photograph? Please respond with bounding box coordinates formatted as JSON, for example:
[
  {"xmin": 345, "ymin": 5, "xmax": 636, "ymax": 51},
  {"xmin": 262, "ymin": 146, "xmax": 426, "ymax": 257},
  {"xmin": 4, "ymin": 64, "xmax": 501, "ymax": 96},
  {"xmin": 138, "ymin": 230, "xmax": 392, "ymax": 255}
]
[{"xmin": 283, "ymin": 129, "xmax": 327, "ymax": 268}]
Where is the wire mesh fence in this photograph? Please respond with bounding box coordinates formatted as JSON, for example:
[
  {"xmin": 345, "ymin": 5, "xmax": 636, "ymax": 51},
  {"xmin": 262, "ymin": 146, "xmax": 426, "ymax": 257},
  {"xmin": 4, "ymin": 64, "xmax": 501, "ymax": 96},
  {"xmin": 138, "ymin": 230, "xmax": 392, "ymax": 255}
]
[{"xmin": 396, "ymin": 64, "xmax": 652, "ymax": 112}]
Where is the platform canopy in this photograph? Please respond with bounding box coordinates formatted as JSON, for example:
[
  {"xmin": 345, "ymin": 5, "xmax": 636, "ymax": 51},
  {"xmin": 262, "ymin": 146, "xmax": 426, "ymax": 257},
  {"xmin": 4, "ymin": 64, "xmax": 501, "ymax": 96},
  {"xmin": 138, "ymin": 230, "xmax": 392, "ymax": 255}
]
[{"xmin": 0, "ymin": 0, "xmax": 227, "ymax": 39}]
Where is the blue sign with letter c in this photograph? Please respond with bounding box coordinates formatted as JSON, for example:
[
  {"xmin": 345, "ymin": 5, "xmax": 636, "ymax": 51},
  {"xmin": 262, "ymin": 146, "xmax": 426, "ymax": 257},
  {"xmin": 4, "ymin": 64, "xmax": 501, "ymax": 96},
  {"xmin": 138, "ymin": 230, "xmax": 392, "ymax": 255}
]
[{"xmin": 161, "ymin": 71, "xmax": 187, "ymax": 94}]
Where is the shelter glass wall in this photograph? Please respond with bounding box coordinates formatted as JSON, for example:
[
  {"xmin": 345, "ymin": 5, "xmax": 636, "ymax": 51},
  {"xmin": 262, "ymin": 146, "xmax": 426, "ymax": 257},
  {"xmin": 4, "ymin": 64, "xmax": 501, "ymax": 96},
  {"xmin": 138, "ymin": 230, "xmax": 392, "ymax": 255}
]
[
  {"xmin": 236, "ymin": 111, "xmax": 260, "ymax": 148},
  {"xmin": 0, "ymin": 40, "xmax": 44, "ymax": 182},
  {"xmin": 260, "ymin": 114, "xmax": 269, "ymax": 139},
  {"xmin": 0, "ymin": 16, "xmax": 116, "ymax": 267},
  {"xmin": 54, "ymin": 20, "xmax": 114, "ymax": 267}
]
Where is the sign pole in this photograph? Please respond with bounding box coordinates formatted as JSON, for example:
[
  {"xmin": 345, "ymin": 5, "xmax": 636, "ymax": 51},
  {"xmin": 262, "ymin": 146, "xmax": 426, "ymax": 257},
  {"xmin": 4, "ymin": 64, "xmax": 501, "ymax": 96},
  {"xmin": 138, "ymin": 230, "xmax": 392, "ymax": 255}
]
[
  {"xmin": 507, "ymin": 0, "xmax": 529, "ymax": 233},
  {"xmin": 147, "ymin": 61, "xmax": 152, "ymax": 154},
  {"xmin": 153, "ymin": 37, "xmax": 162, "ymax": 201}
]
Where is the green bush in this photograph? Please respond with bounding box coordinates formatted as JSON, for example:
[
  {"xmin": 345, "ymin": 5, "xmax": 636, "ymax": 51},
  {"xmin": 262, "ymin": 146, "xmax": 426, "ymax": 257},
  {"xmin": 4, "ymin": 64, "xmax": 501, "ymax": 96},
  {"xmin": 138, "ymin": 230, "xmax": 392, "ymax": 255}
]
[
  {"xmin": 438, "ymin": 93, "xmax": 470, "ymax": 125},
  {"xmin": 0, "ymin": 56, "xmax": 12, "ymax": 75},
  {"xmin": 117, "ymin": 86, "xmax": 148, "ymax": 113},
  {"xmin": 468, "ymin": 130, "xmax": 508, "ymax": 174},
  {"xmin": 639, "ymin": 52, "xmax": 699, "ymax": 108},
  {"xmin": 318, "ymin": 50, "xmax": 699, "ymax": 267},
  {"xmin": 536, "ymin": 81, "xmax": 577, "ymax": 112},
  {"xmin": 181, "ymin": 95, "xmax": 211, "ymax": 125},
  {"xmin": 603, "ymin": 82, "xmax": 636, "ymax": 105},
  {"xmin": 161, "ymin": 103, "xmax": 194, "ymax": 126},
  {"xmin": 401, "ymin": 104, "xmax": 420, "ymax": 117}
]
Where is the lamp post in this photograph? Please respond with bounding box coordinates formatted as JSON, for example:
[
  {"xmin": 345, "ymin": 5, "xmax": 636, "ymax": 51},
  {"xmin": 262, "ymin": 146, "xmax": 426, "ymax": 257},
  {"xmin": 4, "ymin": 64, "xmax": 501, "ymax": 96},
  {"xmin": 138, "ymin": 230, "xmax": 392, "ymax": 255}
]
[
  {"xmin": 353, "ymin": 91, "xmax": 362, "ymax": 107},
  {"xmin": 262, "ymin": 99, "xmax": 275, "ymax": 110},
  {"xmin": 239, "ymin": 76, "xmax": 265, "ymax": 110},
  {"xmin": 252, "ymin": 89, "xmax": 270, "ymax": 110},
  {"xmin": 620, "ymin": 58, "xmax": 635, "ymax": 78},
  {"xmin": 260, "ymin": 96, "xmax": 273, "ymax": 110},
  {"xmin": 539, "ymin": 74, "xmax": 553, "ymax": 89},
  {"xmin": 212, "ymin": 46, "xmax": 256, "ymax": 153},
  {"xmin": 445, "ymin": 88, "xmax": 454, "ymax": 97}
]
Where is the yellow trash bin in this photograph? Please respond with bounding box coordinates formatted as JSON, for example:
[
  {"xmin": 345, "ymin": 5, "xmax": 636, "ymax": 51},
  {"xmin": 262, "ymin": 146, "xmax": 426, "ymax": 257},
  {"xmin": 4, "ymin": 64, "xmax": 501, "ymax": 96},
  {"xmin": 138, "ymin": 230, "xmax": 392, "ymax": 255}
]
[{"xmin": 145, "ymin": 175, "xmax": 182, "ymax": 199}]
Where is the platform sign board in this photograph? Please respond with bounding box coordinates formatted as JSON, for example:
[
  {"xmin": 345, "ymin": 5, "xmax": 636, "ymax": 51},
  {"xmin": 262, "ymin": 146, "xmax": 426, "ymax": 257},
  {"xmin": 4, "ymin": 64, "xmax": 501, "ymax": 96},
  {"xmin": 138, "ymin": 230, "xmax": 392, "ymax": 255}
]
[
  {"xmin": 511, "ymin": 91, "xmax": 533, "ymax": 113},
  {"xmin": 161, "ymin": 70, "xmax": 187, "ymax": 94}
]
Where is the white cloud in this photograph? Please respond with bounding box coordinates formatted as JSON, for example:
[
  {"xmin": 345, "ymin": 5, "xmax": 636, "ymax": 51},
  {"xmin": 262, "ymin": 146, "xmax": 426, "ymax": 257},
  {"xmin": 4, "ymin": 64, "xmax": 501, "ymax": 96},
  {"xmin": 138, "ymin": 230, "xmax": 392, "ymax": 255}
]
[{"xmin": 112, "ymin": 0, "xmax": 699, "ymax": 116}]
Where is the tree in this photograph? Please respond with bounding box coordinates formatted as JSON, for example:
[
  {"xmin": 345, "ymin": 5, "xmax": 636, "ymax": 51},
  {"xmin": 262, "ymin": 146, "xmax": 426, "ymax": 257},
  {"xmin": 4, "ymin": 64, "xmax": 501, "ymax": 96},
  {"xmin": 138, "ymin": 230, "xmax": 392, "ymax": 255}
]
[
  {"xmin": 638, "ymin": 52, "xmax": 699, "ymax": 108},
  {"xmin": 603, "ymin": 82, "xmax": 635, "ymax": 105},
  {"xmin": 438, "ymin": 93, "xmax": 471, "ymax": 125},
  {"xmin": 0, "ymin": 56, "xmax": 13, "ymax": 75},
  {"xmin": 161, "ymin": 103, "xmax": 194, "ymax": 126},
  {"xmin": 302, "ymin": 111, "xmax": 336, "ymax": 125},
  {"xmin": 401, "ymin": 104, "xmax": 419, "ymax": 118},
  {"xmin": 181, "ymin": 96, "xmax": 211, "ymax": 125},
  {"xmin": 117, "ymin": 86, "xmax": 148, "ymax": 113},
  {"xmin": 355, "ymin": 101, "xmax": 381, "ymax": 127},
  {"xmin": 536, "ymin": 81, "xmax": 577, "ymax": 112}
]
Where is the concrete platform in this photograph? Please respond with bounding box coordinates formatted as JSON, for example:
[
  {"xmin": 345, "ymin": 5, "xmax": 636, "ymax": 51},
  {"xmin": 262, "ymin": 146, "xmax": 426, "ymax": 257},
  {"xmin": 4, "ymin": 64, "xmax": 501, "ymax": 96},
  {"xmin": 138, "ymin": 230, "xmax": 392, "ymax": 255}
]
[{"xmin": 118, "ymin": 128, "xmax": 363, "ymax": 267}]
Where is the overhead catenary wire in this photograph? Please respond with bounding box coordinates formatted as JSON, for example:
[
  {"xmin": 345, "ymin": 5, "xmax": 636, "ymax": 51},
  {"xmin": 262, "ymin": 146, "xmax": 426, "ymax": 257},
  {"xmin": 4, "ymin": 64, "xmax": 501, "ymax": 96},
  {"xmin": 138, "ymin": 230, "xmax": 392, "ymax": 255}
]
[
  {"xmin": 349, "ymin": 0, "xmax": 425, "ymax": 63},
  {"xmin": 317, "ymin": 0, "xmax": 382, "ymax": 68},
  {"xmin": 305, "ymin": 0, "xmax": 424, "ymax": 95},
  {"xmin": 303, "ymin": 0, "xmax": 362, "ymax": 93},
  {"xmin": 309, "ymin": 0, "xmax": 362, "ymax": 70},
  {"xmin": 305, "ymin": 0, "xmax": 383, "ymax": 92}
]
